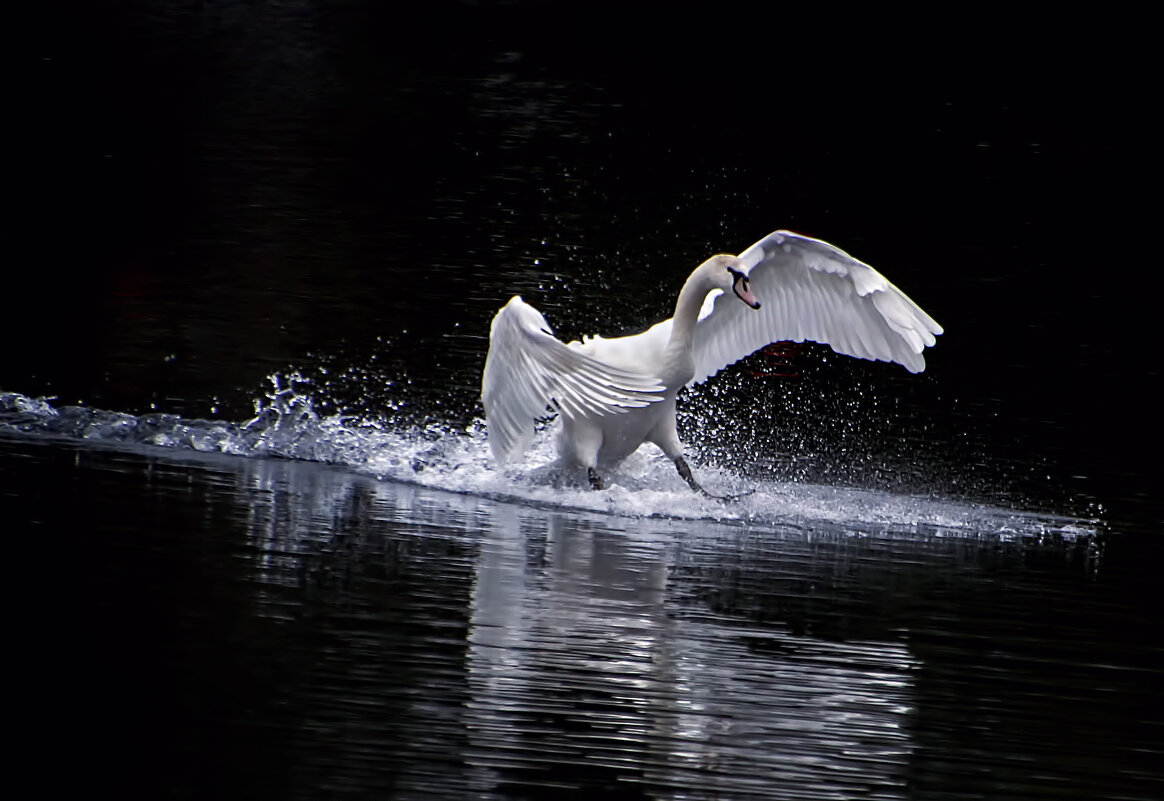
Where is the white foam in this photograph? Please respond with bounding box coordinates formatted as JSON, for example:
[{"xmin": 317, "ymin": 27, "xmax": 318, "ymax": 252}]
[{"xmin": 0, "ymin": 388, "xmax": 1098, "ymax": 540}]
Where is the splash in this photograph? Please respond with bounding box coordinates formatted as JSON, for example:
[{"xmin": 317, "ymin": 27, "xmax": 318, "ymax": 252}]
[{"xmin": 0, "ymin": 377, "xmax": 1097, "ymax": 540}]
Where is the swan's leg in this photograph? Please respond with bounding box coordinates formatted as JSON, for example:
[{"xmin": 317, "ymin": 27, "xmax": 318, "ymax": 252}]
[
  {"xmin": 647, "ymin": 406, "xmax": 710, "ymax": 495},
  {"xmin": 587, "ymin": 468, "xmax": 605, "ymax": 490},
  {"xmin": 674, "ymin": 456, "xmax": 750, "ymax": 502},
  {"xmin": 674, "ymin": 456, "xmax": 705, "ymax": 493},
  {"xmin": 562, "ymin": 418, "xmax": 605, "ymax": 490},
  {"xmin": 652, "ymin": 422, "xmax": 743, "ymax": 501}
]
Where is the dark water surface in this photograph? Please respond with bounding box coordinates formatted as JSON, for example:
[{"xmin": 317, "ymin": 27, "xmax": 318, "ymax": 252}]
[
  {"xmin": 13, "ymin": 3, "xmax": 1159, "ymax": 798},
  {"xmin": 4, "ymin": 434, "xmax": 1158, "ymax": 799}
]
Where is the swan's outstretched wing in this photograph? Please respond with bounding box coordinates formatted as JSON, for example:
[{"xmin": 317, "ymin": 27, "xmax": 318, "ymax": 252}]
[
  {"xmin": 482, "ymin": 296, "xmax": 665, "ymax": 464},
  {"xmin": 690, "ymin": 231, "xmax": 943, "ymax": 384}
]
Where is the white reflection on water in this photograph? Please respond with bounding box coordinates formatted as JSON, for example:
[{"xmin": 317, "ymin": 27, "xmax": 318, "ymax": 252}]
[
  {"xmin": 465, "ymin": 504, "xmax": 915, "ymax": 797},
  {"xmin": 5, "ymin": 430, "xmax": 1139, "ymax": 799}
]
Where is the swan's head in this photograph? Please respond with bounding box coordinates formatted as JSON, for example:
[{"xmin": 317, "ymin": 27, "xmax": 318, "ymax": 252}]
[{"xmin": 703, "ymin": 255, "xmax": 761, "ymax": 310}]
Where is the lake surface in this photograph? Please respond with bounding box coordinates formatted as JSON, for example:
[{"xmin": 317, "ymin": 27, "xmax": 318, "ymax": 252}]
[{"xmin": 12, "ymin": 3, "xmax": 1159, "ymax": 798}]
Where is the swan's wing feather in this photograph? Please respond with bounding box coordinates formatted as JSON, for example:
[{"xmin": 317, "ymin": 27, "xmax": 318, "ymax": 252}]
[
  {"xmin": 482, "ymin": 296, "xmax": 665, "ymax": 464},
  {"xmin": 690, "ymin": 231, "xmax": 943, "ymax": 385}
]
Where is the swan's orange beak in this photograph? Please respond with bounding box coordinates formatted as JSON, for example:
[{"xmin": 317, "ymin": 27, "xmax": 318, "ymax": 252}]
[{"xmin": 734, "ymin": 277, "xmax": 761, "ymax": 310}]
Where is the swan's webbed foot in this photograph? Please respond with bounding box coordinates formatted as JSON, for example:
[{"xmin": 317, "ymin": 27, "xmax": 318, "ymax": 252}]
[
  {"xmin": 587, "ymin": 467, "xmax": 605, "ymax": 490},
  {"xmin": 674, "ymin": 456, "xmax": 748, "ymax": 502}
]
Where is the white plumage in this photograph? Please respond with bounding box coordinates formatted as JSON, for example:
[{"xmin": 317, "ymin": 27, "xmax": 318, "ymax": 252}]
[{"xmin": 481, "ymin": 230, "xmax": 942, "ymax": 493}]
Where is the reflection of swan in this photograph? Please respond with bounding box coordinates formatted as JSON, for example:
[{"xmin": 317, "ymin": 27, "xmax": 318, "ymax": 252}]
[{"xmin": 482, "ymin": 230, "xmax": 942, "ymax": 493}]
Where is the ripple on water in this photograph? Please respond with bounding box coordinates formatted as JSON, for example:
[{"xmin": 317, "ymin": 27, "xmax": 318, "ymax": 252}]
[{"xmin": 2, "ymin": 421, "xmax": 1154, "ymax": 800}]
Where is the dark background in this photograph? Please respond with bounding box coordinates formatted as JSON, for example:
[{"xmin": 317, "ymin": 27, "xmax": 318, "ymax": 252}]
[
  {"xmin": 14, "ymin": 1, "xmax": 1157, "ymax": 531},
  {"xmin": 9, "ymin": 5, "xmax": 1162, "ymax": 799}
]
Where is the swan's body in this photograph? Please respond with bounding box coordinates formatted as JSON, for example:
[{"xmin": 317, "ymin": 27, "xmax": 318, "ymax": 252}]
[{"xmin": 482, "ymin": 230, "xmax": 942, "ymax": 492}]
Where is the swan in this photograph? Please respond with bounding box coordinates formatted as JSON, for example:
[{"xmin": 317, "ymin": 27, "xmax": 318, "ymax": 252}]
[{"xmin": 481, "ymin": 230, "xmax": 942, "ymax": 494}]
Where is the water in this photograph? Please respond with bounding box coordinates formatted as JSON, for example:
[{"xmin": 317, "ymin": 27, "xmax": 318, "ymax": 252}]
[
  {"xmin": 12, "ymin": 3, "xmax": 1160, "ymax": 798},
  {"xmin": 2, "ymin": 420, "xmax": 1155, "ymax": 799},
  {"xmin": 0, "ymin": 388, "xmax": 1098, "ymax": 536}
]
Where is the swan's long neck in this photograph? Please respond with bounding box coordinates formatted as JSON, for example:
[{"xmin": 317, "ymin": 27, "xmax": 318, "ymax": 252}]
[
  {"xmin": 668, "ymin": 267, "xmax": 714, "ymax": 348},
  {"xmin": 661, "ymin": 265, "xmax": 714, "ymax": 385}
]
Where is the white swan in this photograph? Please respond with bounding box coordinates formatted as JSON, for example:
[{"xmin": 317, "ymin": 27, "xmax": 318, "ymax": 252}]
[{"xmin": 481, "ymin": 230, "xmax": 942, "ymax": 493}]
